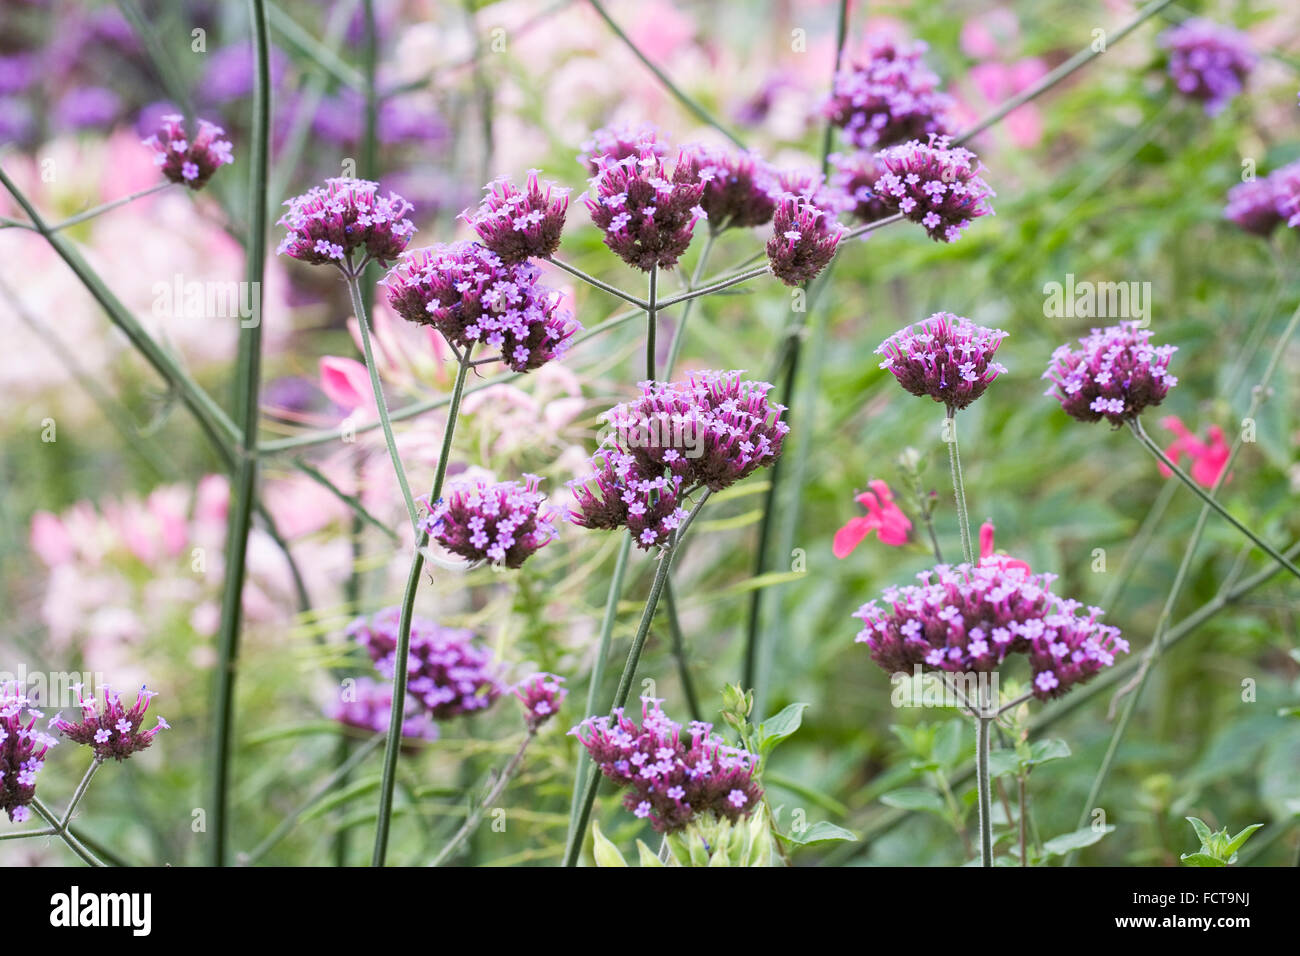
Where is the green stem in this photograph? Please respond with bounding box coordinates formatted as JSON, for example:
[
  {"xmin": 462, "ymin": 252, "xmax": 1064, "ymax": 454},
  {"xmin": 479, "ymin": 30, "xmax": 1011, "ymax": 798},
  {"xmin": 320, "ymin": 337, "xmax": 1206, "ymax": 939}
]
[
  {"xmin": 31, "ymin": 798, "xmax": 105, "ymax": 867},
  {"xmin": 946, "ymin": 410, "xmax": 975, "ymax": 565},
  {"xmin": 38, "ymin": 182, "xmax": 175, "ymax": 234},
  {"xmin": 1128, "ymin": 417, "xmax": 1300, "ymax": 582},
  {"xmin": 562, "ymin": 534, "xmax": 632, "ymax": 864},
  {"xmin": 663, "ymin": 231, "xmax": 714, "ymax": 377},
  {"xmin": 371, "ymin": 353, "xmax": 473, "ymax": 866},
  {"xmin": 645, "ymin": 264, "xmax": 659, "ymax": 381},
  {"xmin": 430, "ymin": 730, "xmax": 536, "ymax": 867},
  {"xmin": 209, "ymin": 0, "xmax": 271, "ymax": 868},
  {"xmin": 585, "ymin": 0, "xmax": 744, "ymax": 148},
  {"xmin": 663, "ymin": 578, "xmax": 702, "ymax": 723},
  {"xmin": 346, "ymin": 265, "xmax": 419, "ymax": 534},
  {"xmin": 546, "ymin": 255, "xmax": 649, "ymax": 309},
  {"xmin": 975, "ymin": 710, "xmax": 993, "ymax": 867},
  {"xmin": 61, "ymin": 758, "xmax": 104, "ymax": 828},
  {"xmin": 563, "ymin": 490, "xmax": 713, "ymax": 866}
]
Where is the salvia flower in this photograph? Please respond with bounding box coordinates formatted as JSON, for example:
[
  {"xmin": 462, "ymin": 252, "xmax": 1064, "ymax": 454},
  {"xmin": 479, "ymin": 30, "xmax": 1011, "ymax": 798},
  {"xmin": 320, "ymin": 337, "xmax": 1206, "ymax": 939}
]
[
  {"xmin": 420, "ymin": 474, "xmax": 559, "ymax": 568},
  {"xmin": 830, "ymin": 151, "xmax": 892, "ymax": 224},
  {"xmin": 383, "ymin": 242, "xmax": 580, "ymax": 371},
  {"xmin": 578, "ymin": 121, "xmax": 667, "ymax": 175},
  {"xmin": 833, "ymin": 480, "xmax": 912, "ymax": 558},
  {"xmin": 853, "ymin": 563, "xmax": 1128, "ymax": 700},
  {"xmin": 513, "ymin": 673, "xmax": 567, "ymax": 730},
  {"xmin": 678, "ymin": 143, "xmax": 779, "ymax": 231},
  {"xmin": 584, "ymin": 145, "xmax": 707, "ymax": 271},
  {"xmin": 0, "ymin": 683, "xmax": 56, "ymax": 823},
  {"xmin": 877, "ymin": 312, "xmax": 1008, "ymax": 411},
  {"xmin": 50, "ymin": 684, "xmax": 169, "ymax": 762},
  {"xmin": 873, "ymin": 135, "xmax": 995, "ymax": 242},
  {"xmin": 142, "ymin": 114, "xmax": 233, "ymax": 190},
  {"xmin": 826, "ymin": 39, "xmax": 953, "ymax": 149},
  {"xmin": 1042, "ymin": 321, "xmax": 1178, "ymax": 426},
  {"xmin": 1159, "ymin": 18, "xmax": 1256, "ymax": 116},
  {"xmin": 978, "ymin": 521, "xmax": 1032, "ymax": 575},
  {"xmin": 462, "ymin": 170, "xmax": 570, "ymax": 264},
  {"xmin": 567, "ymin": 448, "xmax": 689, "ymax": 551},
  {"xmin": 276, "ymin": 177, "xmax": 416, "ymax": 270},
  {"xmin": 570, "ymin": 697, "xmax": 763, "ymax": 833},
  {"xmin": 1159, "ymin": 416, "xmax": 1230, "ymax": 488},
  {"xmin": 327, "ymin": 677, "xmax": 438, "ymax": 744},
  {"xmin": 350, "ymin": 608, "xmax": 502, "ymax": 720},
  {"xmin": 766, "ymin": 193, "xmax": 845, "ymax": 286}
]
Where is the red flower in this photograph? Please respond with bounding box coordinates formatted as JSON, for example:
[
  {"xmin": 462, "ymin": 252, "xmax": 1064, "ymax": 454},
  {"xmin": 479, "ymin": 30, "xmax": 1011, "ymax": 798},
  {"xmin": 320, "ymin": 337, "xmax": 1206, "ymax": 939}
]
[
  {"xmin": 978, "ymin": 521, "xmax": 1031, "ymax": 575},
  {"xmin": 833, "ymin": 480, "xmax": 911, "ymax": 558},
  {"xmin": 1159, "ymin": 416, "xmax": 1230, "ymax": 488}
]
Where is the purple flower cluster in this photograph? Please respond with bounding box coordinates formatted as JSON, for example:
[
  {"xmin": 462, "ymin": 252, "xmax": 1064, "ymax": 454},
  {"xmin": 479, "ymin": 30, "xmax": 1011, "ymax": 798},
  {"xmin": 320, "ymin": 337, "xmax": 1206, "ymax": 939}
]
[
  {"xmin": 141, "ymin": 114, "xmax": 233, "ymax": 191},
  {"xmin": 420, "ymin": 473, "xmax": 559, "ymax": 568},
  {"xmin": 276, "ymin": 178, "xmax": 416, "ymax": 269},
  {"xmin": 825, "ymin": 39, "xmax": 953, "ymax": 150},
  {"xmin": 513, "ymin": 673, "xmax": 567, "ymax": 730},
  {"xmin": 877, "ymin": 312, "xmax": 1008, "ymax": 411},
  {"xmin": 777, "ymin": 168, "xmax": 848, "ymax": 215},
  {"xmin": 383, "ymin": 242, "xmax": 580, "ymax": 372},
  {"xmin": 1224, "ymin": 161, "xmax": 1300, "ymax": 236},
  {"xmin": 570, "ymin": 697, "xmax": 763, "ymax": 832},
  {"xmin": 678, "ymin": 143, "xmax": 779, "ymax": 231},
  {"xmin": 873, "ymin": 135, "xmax": 996, "ymax": 242},
  {"xmin": 1042, "ymin": 322, "xmax": 1178, "ymax": 426},
  {"xmin": 463, "ymin": 170, "xmax": 570, "ymax": 264},
  {"xmin": 584, "ymin": 145, "xmax": 707, "ymax": 271},
  {"xmin": 568, "ymin": 449, "xmax": 688, "ymax": 551},
  {"xmin": 853, "ymin": 563, "xmax": 1129, "ymax": 701},
  {"xmin": 351, "ymin": 609, "xmax": 502, "ymax": 720},
  {"xmin": 50, "ymin": 684, "xmax": 169, "ymax": 762},
  {"xmin": 766, "ymin": 193, "xmax": 846, "ymax": 286},
  {"xmin": 578, "ymin": 121, "xmax": 667, "ymax": 175},
  {"xmin": 1, "ymin": 684, "xmax": 56, "ymax": 823},
  {"xmin": 327, "ymin": 676, "xmax": 438, "ymax": 744},
  {"xmin": 830, "ymin": 152, "xmax": 892, "ymax": 224},
  {"xmin": 1159, "ymin": 18, "xmax": 1256, "ymax": 116}
]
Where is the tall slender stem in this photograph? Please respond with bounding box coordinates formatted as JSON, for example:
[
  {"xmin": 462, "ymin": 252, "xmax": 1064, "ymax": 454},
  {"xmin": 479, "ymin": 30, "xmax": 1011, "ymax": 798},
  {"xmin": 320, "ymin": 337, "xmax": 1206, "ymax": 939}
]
[
  {"xmin": 946, "ymin": 410, "xmax": 975, "ymax": 565},
  {"xmin": 61, "ymin": 758, "xmax": 104, "ymax": 828},
  {"xmin": 347, "ymin": 266, "xmax": 419, "ymax": 534},
  {"xmin": 430, "ymin": 730, "xmax": 536, "ymax": 866},
  {"xmin": 563, "ymin": 490, "xmax": 713, "ymax": 866},
  {"xmin": 546, "ymin": 255, "xmax": 649, "ymax": 309},
  {"xmin": 31, "ymin": 798, "xmax": 105, "ymax": 867},
  {"xmin": 975, "ymin": 705, "xmax": 993, "ymax": 867},
  {"xmin": 664, "ymin": 232, "xmax": 715, "ymax": 377},
  {"xmin": 663, "ymin": 578, "xmax": 702, "ymax": 723},
  {"xmin": 1128, "ymin": 418, "xmax": 1300, "ymax": 582},
  {"xmin": 371, "ymin": 352, "xmax": 474, "ymax": 866},
  {"xmin": 209, "ymin": 0, "xmax": 271, "ymax": 867},
  {"xmin": 645, "ymin": 264, "xmax": 659, "ymax": 381}
]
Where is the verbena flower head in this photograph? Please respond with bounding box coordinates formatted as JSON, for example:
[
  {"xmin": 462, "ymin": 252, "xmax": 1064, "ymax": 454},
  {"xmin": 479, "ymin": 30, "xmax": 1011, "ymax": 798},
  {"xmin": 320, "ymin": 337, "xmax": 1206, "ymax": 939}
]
[
  {"xmin": 567, "ymin": 448, "xmax": 689, "ymax": 551},
  {"xmin": 1042, "ymin": 321, "xmax": 1178, "ymax": 426},
  {"xmin": 420, "ymin": 474, "xmax": 559, "ymax": 568},
  {"xmin": 602, "ymin": 371, "xmax": 790, "ymax": 492},
  {"xmin": 383, "ymin": 242, "xmax": 580, "ymax": 371},
  {"xmin": 1224, "ymin": 175, "xmax": 1282, "ymax": 236},
  {"xmin": 513, "ymin": 672, "xmax": 567, "ymax": 730},
  {"xmin": 50, "ymin": 684, "xmax": 169, "ymax": 762},
  {"xmin": 777, "ymin": 168, "xmax": 849, "ymax": 216},
  {"xmin": 874, "ymin": 135, "xmax": 995, "ymax": 242},
  {"xmin": 830, "ymin": 151, "xmax": 892, "ymax": 224},
  {"xmin": 0, "ymin": 683, "xmax": 56, "ymax": 823},
  {"xmin": 877, "ymin": 312, "xmax": 1008, "ymax": 411},
  {"xmin": 570, "ymin": 697, "xmax": 763, "ymax": 833},
  {"xmin": 351, "ymin": 608, "xmax": 502, "ymax": 720},
  {"xmin": 1159, "ymin": 18, "xmax": 1256, "ymax": 116},
  {"xmin": 462, "ymin": 170, "xmax": 570, "ymax": 264},
  {"xmin": 853, "ymin": 563, "xmax": 1128, "ymax": 701},
  {"xmin": 766, "ymin": 193, "xmax": 845, "ymax": 286},
  {"xmin": 327, "ymin": 676, "xmax": 438, "ymax": 744},
  {"xmin": 578, "ymin": 121, "xmax": 667, "ymax": 175},
  {"xmin": 584, "ymin": 145, "xmax": 707, "ymax": 271},
  {"xmin": 1271, "ymin": 161, "xmax": 1300, "ymax": 230},
  {"xmin": 142, "ymin": 114, "xmax": 233, "ymax": 190},
  {"xmin": 677, "ymin": 143, "xmax": 779, "ymax": 231},
  {"xmin": 826, "ymin": 39, "xmax": 953, "ymax": 149},
  {"xmin": 276, "ymin": 178, "xmax": 416, "ymax": 270}
]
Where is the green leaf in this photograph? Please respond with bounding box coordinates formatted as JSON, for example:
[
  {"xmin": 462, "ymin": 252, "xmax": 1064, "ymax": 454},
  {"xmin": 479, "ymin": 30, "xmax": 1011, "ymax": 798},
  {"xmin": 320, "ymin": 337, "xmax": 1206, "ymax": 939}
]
[
  {"xmin": 782, "ymin": 821, "xmax": 858, "ymax": 848},
  {"xmin": 932, "ymin": 719, "xmax": 966, "ymax": 769},
  {"xmin": 1180, "ymin": 851, "xmax": 1227, "ymax": 867},
  {"xmin": 757, "ymin": 702, "xmax": 809, "ymax": 756},
  {"xmin": 1041, "ymin": 825, "xmax": 1115, "ymax": 858},
  {"xmin": 636, "ymin": 840, "xmax": 665, "ymax": 867},
  {"xmin": 988, "ymin": 749, "xmax": 1021, "ymax": 778},
  {"xmin": 1028, "ymin": 738, "xmax": 1072, "ymax": 765},
  {"xmin": 1223, "ymin": 823, "xmax": 1264, "ymax": 858},
  {"xmin": 880, "ymin": 788, "xmax": 947, "ymax": 816},
  {"xmin": 591, "ymin": 822, "xmax": 628, "ymax": 867},
  {"xmin": 1186, "ymin": 816, "xmax": 1213, "ymax": 847}
]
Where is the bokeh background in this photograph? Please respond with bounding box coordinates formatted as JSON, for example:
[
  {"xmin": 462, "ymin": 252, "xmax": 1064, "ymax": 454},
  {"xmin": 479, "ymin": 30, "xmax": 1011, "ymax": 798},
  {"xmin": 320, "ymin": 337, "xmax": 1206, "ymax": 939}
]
[{"xmin": 1, "ymin": 0, "xmax": 1297, "ymax": 865}]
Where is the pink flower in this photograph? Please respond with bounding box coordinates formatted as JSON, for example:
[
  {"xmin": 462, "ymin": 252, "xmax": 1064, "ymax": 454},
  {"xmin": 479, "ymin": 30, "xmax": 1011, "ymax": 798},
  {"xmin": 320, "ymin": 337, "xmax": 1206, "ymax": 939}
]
[
  {"xmin": 1159, "ymin": 416, "xmax": 1231, "ymax": 487},
  {"xmin": 978, "ymin": 521, "xmax": 1031, "ymax": 575},
  {"xmin": 30, "ymin": 511, "xmax": 75, "ymax": 567},
  {"xmin": 833, "ymin": 480, "xmax": 911, "ymax": 558},
  {"xmin": 319, "ymin": 355, "xmax": 373, "ymax": 411}
]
